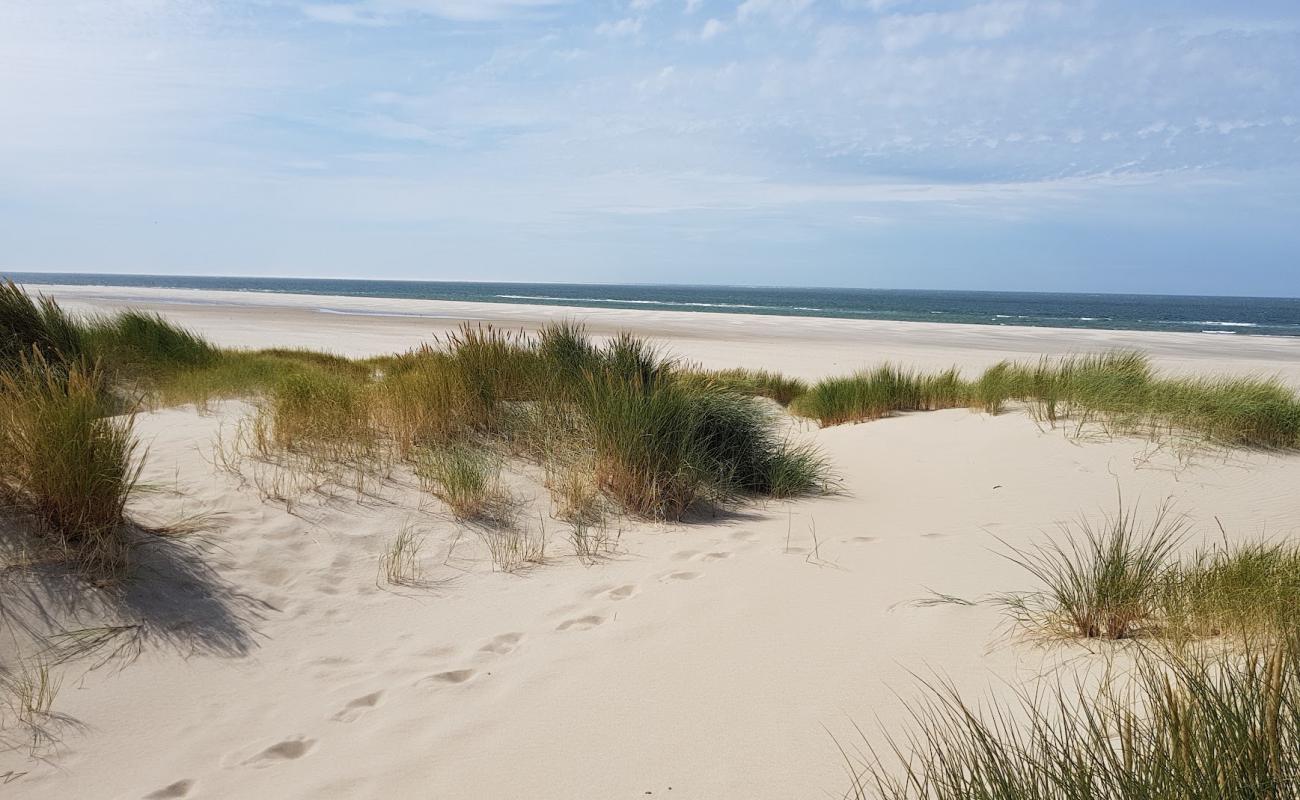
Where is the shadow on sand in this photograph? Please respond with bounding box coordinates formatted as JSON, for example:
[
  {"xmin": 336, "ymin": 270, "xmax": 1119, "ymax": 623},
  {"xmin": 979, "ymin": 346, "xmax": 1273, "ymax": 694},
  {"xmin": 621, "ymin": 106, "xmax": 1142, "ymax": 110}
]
[{"xmin": 0, "ymin": 517, "xmax": 270, "ymax": 671}]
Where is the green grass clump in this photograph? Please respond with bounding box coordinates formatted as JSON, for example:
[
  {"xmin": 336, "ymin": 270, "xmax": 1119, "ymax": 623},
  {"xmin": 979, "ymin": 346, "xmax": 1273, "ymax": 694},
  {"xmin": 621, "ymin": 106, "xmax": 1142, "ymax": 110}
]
[
  {"xmin": 996, "ymin": 503, "xmax": 1188, "ymax": 640},
  {"xmin": 791, "ymin": 364, "xmax": 969, "ymax": 425},
  {"xmin": 0, "ymin": 354, "xmax": 143, "ymax": 576},
  {"xmin": 1161, "ymin": 539, "xmax": 1300, "ymax": 641},
  {"xmin": 797, "ymin": 350, "xmax": 1300, "ymax": 451},
  {"xmin": 681, "ymin": 367, "xmax": 809, "ymax": 406},
  {"xmin": 373, "ymin": 350, "xmax": 476, "ymax": 454},
  {"xmin": 440, "ymin": 325, "xmax": 536, "ymax": 427},
  {"xmin": 158, "ymin": 348, "xmax": 375, "ymax": 408},
  {"xmin": 849, "ymin": 635, "xmax": 1300, "ymax": 800},
  {"xmin": 1150, "ymin": 376, "xmax": 1300, "ymax": 449},
  {"xmin": 83, "ymin": 310, "xmax": 218, "ymax": 374},
  {"xmin": 992, "ymin": 501, "xmax": 1300, "ymax": 644},
  {"xmin": 972, "ymin": 360, "xmax": 1016, "ymax": 414},
  {"xmin": 581, "ymin": 358, "xmax": 823, "ymax": 517},
  {"xmin": 536, "ymin": 320, "xmax": 600, "ymax": 383},
  {"xmin": 0, "ymin": 281, "xmax": 84, "ymax": 370},
  {"xmin": 414, "ymin": 444, "xmax": 509, "ymax": 521},
  {"xmin": 999, "ymin": 351, "xmax": 1300, "ymax": 449},
  {"xmin": 580, "ymin": 367, "xmax": 721, "ymax": 518},
  {"xmin": 263, "ymin": 370, "xmax": 374, "ymax": 454}
]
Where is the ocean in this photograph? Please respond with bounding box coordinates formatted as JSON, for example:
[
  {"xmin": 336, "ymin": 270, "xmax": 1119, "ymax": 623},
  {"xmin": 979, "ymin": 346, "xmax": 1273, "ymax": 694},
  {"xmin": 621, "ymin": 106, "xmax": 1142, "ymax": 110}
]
[{"xmin": 7, "ymin": 272, "xmax": 1300, "ymax": 338}]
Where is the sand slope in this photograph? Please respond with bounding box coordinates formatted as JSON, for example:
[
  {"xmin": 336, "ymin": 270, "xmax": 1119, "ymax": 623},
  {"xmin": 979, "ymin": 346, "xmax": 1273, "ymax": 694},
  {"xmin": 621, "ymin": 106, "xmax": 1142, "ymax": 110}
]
[{"xmin": 4, "ymin": 402, "xmax": 1299, "ymax": 798}]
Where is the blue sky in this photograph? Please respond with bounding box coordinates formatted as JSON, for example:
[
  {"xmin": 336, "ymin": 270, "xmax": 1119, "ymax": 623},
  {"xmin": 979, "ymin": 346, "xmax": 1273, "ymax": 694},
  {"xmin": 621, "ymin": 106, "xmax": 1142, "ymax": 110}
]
[{"xmin": 3, "ymin": 1, "xmax": 1299, "ymax": 295}]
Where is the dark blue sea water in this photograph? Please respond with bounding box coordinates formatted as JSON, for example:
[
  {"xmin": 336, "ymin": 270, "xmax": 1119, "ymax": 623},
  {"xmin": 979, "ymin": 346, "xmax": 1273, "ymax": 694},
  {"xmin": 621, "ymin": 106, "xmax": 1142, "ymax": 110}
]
[{"xmin": 7, "ymin": 272, "xmax": 1300, "ymax": 338}]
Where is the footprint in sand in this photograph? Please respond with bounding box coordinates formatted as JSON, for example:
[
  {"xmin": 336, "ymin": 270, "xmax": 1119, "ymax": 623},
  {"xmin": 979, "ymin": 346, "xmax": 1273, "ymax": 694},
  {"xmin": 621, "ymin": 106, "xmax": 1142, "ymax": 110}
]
[
  {"xmin": 418, "ymin": 669, "xmax": 477, "ymax": 687},
  {"xmin": 144, "ymin": 779, "xmax": 195, "ymax": 799},
  {"xmin": 245, "ymin": 737, "xmax": 315, "ymax": 767},
  {"xmin": 661, "ymin": 571, "xmax": 702, "ymax": 582},
  {"xmin": 673, "ymin": 550, "xmax": 731, "ymax": 563},
  {"xmin": 607, "ymin": 584, "xmax": 638, "ymax": 601},
  {"xmin": 479, "ymin": 632, "xmax": 524, "ymax": 656},
  {"xmin": 921, "ymin": 532, "xmax": 951, "ymax": 540},
  {"xmin": 846, "ymin": 536, "xmax": 879, "ymax": 544},
  {"xmin": 331, "ymin": 691, "xmax": 383, "ymax": 723},
  {"xmin": 555, "ymin": 615, "xmax": 606, "ymax": 631},
  {"xmin": 730, "ymin": 531, "xmax": 760, "ymax": 542},
  {"xmin": 419, "ymin": 645, "xmax": 458, "ymax": 659}
]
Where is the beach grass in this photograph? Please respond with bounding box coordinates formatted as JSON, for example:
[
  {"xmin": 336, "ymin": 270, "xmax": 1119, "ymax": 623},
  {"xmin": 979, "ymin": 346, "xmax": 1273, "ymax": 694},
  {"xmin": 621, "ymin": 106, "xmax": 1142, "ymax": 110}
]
[
  {"xmin": 795, "ymin": 350, "xmax": 1300, "ymax": 450},
  {"xmin": 414, "ymin": 443, "xmax": 511, "ymax": 521},
  {"xmin": 477, "ymin": 524, "xmax": 547, "ymax": 573},
  {"xmin": 265, "ymin": 369, "xmax": 374, "ymax": 454},
  {"xmin": 681, "ymin": 367, "xmax": 809, "ymax": 406},
  {"xmin": 82, "ymin": 310, "xmax": 219, "ymax": 375},
  {"xmin": 379, "ymin": 521, "xmax": 425, "ymax": 587},
  {"xmin": 0, "ymin": 353, "xmax": 144, "ymax": 576},
  {"xmin": 580, "ymin": 356, "xmax": 824, "ymax": 517},
  {"xmin": 790, "ymin": 364, "xmax": 969, "ymax": 424},
  {"xmin": 0, "ymin": 280, "xmax": 84, "ymax": 371},
  {"xmin": 847, "ymin": 634, "xmax": 1300, "ymax": 800},
  {"xmin": 994, "ymin": 502, "xmax": 1189, "ymax": 640},
  {"xmin": 1, "ymin": 657, "xmax": 63, "ymax": 755},
  {"xmin": 1160, "ymin": 538, "xmax": 1300, "ymax": 642},
  {"xmin": 990, "ymin": 500, "xmax": 1300, "ymax": 645}
]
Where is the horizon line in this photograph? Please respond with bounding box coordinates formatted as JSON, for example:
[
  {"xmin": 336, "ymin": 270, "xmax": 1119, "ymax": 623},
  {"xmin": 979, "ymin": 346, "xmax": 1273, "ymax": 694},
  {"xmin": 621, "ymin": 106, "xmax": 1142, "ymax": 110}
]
[{"xmin": 4, "ymin": 269, "xmax": 1299, "ymax": 303}]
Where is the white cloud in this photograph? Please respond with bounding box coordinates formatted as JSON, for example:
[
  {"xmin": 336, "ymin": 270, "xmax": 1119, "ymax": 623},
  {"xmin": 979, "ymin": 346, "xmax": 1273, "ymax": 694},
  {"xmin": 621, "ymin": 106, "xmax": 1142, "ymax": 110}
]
[
  {"xmin": 700, "ymin": 18, "xmax": 727, "ymax": 39},
  {"xmin": 736, "ymin": 0, "xmax": 813, "ymax": 24},
  {"xmin": 302, "ymin": 4, "xmax": 390, "ymax": 26},
  {"xmin": 685, "ymin": 0, "xmax": 703, "ymax": 13},
  {"xmin": 877, "ymin": 1, "xmax": 1033, "ymax": 51},
  {"xmin": 302, "ymin": 0, "xmax": 571, "ymax": 24},
  {"xmin": 596, "ymin": 16, "xmax": 643, "ymax": 36}
]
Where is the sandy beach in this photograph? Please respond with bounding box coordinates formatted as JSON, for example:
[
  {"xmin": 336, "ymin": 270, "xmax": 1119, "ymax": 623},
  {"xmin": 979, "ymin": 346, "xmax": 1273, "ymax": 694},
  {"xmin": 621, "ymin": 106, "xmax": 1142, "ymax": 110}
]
[
  {"xmin": 28, "ymin": 283, "xmax": 1300, "ymax": 384},
  {"xmin": 4, "ymin": 285, "xmax": 1300, "ymax": 799}
]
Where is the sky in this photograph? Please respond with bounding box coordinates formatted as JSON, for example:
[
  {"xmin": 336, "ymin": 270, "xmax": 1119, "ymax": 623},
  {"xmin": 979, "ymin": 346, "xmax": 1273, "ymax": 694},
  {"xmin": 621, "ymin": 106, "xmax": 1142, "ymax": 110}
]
[{"xmin": 2, "ymin": 1, "xmax": 1299, "ymax": 295}]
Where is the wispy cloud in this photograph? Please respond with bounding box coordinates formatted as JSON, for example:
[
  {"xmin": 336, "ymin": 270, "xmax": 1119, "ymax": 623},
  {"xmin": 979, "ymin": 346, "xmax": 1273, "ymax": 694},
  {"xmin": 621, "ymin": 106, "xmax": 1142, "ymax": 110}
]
[
  {"xmin": 302, "ymin": 0, "xmax": 572, "ymax": 24},
  {"xmin": 736, "ymin": 0, "xmax": 814, "ymax": 24},
  {"xmin": 700, "ymin": 18, "xmax": 727, "ymax": 39},
  {"xmin": 596, "ymin": 16, "xmax": 643, "ymax": 36},
  {"xmin": 2, "ymin": 0, "xmax": 1299, "ymax": 291}
]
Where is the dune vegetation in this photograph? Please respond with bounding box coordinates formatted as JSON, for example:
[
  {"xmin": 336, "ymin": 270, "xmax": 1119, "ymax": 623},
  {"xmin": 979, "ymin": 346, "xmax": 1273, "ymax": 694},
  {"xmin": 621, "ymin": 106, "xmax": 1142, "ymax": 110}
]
[
  {"xmin": 991, "ymin": 502, "xmax": 1300, "ymax": 646},
  {"xmin": 1, "ymin": 287, "xmax": 144, "ymax": 578},
  {"xmin": 792, "ymin": 351, "xmax": 1300, "ymax": 451},
  {"xmin": 1, "ymin": 282, "xmax": 831, "ymax": 549},
  {"xmin": 0, "ymin": 353, "xmax": 143, "ymax": 577},
  {"xmin": 5, "ymin": 278, "xmax": 1297, "ymax": 579},
  {"xmin": 847, "ymin": 633, "xmax": 1300, "ymax": 800},
  {"xmin": 5, "ymin": 279, "xmax": 1297, "ymax": 578},
  {"xmin": 848, "ymin": 498, "xmax": 1300, "ymax": 799}
]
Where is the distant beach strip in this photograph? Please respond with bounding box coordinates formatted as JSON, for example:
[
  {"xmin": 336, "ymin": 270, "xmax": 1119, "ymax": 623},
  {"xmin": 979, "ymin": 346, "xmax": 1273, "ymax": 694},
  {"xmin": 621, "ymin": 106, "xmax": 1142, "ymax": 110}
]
[{"xmin": 6, "ymin": 273, "xmax": 1299, "ymax": 338}]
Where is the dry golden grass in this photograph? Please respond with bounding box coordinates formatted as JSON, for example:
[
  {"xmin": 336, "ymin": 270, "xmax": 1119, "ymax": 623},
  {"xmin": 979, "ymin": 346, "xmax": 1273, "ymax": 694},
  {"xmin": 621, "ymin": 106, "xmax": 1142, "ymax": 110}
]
[{"xmin": 0, "ymin": 354, "xmax": 144, "ymax": 577}]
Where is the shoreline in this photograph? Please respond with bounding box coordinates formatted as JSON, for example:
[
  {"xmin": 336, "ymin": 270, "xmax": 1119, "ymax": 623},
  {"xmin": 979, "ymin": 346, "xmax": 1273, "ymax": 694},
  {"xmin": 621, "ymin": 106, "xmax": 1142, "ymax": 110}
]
[{"xmin": 23, "ymin": 281, "xmax": 1300, "ymax": 383}]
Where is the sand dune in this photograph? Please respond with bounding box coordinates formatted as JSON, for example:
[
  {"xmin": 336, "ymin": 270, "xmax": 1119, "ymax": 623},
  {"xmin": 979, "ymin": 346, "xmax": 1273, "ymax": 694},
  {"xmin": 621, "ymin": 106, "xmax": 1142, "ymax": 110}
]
[{"xmin": 4, "ymin": 289, "xmax": 1300, "ymax": 798}]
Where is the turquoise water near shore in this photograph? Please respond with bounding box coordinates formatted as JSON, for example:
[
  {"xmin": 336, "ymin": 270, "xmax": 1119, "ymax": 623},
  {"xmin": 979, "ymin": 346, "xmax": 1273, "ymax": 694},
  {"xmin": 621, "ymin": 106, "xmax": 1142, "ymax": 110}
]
[{"xmin": 7, "ymin": 272, "xmax": 1300, "ymax": 338}]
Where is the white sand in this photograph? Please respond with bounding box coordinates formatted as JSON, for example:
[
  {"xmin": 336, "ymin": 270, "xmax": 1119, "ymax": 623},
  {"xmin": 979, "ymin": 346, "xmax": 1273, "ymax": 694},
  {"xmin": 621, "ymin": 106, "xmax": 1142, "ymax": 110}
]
[{"xmin": 4, "ymin": 285, "xmax": 1300, "ymax": 799}]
